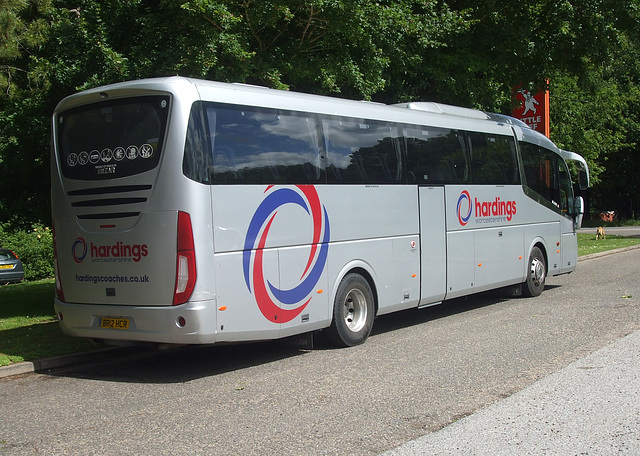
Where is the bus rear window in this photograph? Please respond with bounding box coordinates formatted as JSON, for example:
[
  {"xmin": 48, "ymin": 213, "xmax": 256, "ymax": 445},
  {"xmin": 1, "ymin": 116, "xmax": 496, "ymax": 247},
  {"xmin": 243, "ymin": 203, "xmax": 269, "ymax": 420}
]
[{"xmin": 56, "ymin": 96, "xmax": 170, "ymax": 180}]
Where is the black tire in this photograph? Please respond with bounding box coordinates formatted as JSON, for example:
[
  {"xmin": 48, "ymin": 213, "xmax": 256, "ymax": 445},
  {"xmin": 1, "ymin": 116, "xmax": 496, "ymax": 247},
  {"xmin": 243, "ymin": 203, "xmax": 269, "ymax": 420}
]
[
  {"xmin": 523, "ymin": 246, "xmax": 546, "ymax": 297},
  {"xmin": 325, "ymin": 273, "xmax": 375, "ymax": 347}
]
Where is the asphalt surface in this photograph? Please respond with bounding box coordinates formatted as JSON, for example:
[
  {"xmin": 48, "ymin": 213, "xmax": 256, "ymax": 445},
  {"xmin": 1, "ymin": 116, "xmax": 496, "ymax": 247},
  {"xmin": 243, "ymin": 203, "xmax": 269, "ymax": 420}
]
[
  {"xmin": 382, "ymin": 326, "xmax": 640, "ymax": 455},
  {"xmin": 1, "ymin": 229, "xmax": 636, "ymax": 380},
  {"xmin": 382, "ymin": 236, "xmax": 640, "ymax": 455},
  {"xmin": 1, "ymin": 237, "xmax": 639, "ymax": 455},
  {"xmin": 578, "ymin": 226, "xmax": 640, "ymax": 238},
  {"xmin": 2, "ymin": 232, "xmax": 636, "ymax": 381}
]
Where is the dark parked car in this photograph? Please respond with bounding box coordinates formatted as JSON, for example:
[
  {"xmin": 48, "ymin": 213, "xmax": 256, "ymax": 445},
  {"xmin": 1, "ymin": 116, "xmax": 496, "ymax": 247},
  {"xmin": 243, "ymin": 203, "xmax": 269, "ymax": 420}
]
[{"xmin": 0, "ymin": 248, "xmax": 24, "ymax": 284}]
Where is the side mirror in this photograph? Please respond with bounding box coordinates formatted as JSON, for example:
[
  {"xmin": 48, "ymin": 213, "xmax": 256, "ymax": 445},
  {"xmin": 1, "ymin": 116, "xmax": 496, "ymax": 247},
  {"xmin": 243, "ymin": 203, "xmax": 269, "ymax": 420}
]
[{"xmin": 574, "ymin": 196, "xmax": 585, "ymax": 229}]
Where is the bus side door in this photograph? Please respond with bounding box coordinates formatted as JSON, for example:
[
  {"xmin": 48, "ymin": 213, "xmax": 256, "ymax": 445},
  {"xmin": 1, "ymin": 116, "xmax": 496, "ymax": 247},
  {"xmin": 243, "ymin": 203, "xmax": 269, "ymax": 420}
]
[{"xmin": 418, "ymin": 186, "xmax": 447, "ymax": 305}]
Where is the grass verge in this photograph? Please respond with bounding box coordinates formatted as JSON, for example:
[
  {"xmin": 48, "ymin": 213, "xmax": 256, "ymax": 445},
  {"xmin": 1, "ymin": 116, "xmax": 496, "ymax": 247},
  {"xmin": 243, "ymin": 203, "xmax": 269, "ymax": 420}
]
[
  {"xmin": 577, "ymin": 233, "xmax": 640, "ymax": 257},
  {"xmin": 2, "ymin": 233, "xmax": 640, "ymax": 368},
  {"xmin": 0, "ymin": 280, "xmax": 96, "ymax": 367}
]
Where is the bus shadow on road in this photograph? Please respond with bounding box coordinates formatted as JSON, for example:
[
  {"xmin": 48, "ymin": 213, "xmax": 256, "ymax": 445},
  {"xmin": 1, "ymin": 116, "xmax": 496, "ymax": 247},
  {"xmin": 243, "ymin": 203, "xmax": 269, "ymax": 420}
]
[
  {"xmin": 45, "ymin": 286, "xmax": 557, "ymax": 384},
  {"xmin": 45, "ymin": 339, "xmax": 309, "ymax": 384},
  {"xmin": 369, "ymin": 285, "xmax": 560, "ymax": 338}
]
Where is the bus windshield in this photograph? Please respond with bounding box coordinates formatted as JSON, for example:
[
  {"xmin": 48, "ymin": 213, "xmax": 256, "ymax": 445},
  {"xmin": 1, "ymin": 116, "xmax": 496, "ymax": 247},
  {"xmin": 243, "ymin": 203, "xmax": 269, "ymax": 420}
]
[{"xmin": 57, "ymin": 95, "xmax": 170, "ymax": 180}]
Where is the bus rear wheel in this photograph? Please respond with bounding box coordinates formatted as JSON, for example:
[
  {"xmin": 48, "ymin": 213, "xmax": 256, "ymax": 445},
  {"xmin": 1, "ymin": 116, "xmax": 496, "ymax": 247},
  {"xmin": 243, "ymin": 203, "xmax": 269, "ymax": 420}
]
[
  {"xmin": 325, "ymin": 273, "xmax": 375, "ymax": 347},
  {"xmin": 523, "ymin": 246, "xmax": 546, "ymax": 297}
]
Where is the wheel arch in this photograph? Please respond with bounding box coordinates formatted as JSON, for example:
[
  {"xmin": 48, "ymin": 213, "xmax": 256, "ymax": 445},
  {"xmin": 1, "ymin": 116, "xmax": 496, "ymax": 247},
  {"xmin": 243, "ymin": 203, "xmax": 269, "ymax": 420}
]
[
  {"xmin": 522, "ymin": 240, "xmax": 549, "ymax": 298},
  {"xmin": 330, "ymin": 261, "xmax": 379, "ymax": 317},
  {"xmin": 527, "ymin": 238, "xmax": 549, "ymax": 274}
]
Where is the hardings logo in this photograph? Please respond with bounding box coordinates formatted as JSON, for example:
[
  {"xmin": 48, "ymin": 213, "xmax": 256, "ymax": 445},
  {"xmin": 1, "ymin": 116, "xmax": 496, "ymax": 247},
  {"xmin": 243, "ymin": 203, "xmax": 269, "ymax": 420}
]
[
  {"xmin": 456, "ymin": 190, "xmax": 517, "ymax": 226},
  {"xmin": 72, "ymin": 237, "xmax": 149, "ymax": 263},
  {"xmin": 456, "ymin": 190, "xmax": 473, "ymax": 226},
  {"xmin": 243, "ymin": 185, "xmax": 330, "ymax": 324}
]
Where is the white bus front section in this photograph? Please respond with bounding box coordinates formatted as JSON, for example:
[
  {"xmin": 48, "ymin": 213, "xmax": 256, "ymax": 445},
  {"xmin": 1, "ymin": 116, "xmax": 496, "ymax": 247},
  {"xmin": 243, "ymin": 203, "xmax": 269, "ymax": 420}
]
[{"xmin": 436, "ymin": 184, "xmax": 576, "ymax": 301}]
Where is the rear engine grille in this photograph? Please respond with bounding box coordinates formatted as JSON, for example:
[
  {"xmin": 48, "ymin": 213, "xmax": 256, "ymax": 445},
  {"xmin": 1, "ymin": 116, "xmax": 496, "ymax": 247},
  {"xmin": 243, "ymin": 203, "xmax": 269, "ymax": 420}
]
[
  {"xmin": 68, "ymin": 184, "xmax": 152, "ymax": 217},
  {"xmin": 67, "ymin": 184, "xmax": 152, "ymax": 196},
  {"xmin": 77, "ymin": 212, "xmax": 140, "ymax": 220},
  {"xmin": 71, "ymin": 197, "xmax": 147, "ymax": 207}
]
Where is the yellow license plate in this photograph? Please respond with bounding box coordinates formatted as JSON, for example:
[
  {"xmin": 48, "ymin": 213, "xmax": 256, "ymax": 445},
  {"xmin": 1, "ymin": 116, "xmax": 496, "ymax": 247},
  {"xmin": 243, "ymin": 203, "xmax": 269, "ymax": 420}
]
[
  {"xmin": 0, "ymin": 264, "xmax": 13, "ymax": 269},
  {"xmin": 100, "ymin": 317, "xmax": 130, "ymax": 330}
]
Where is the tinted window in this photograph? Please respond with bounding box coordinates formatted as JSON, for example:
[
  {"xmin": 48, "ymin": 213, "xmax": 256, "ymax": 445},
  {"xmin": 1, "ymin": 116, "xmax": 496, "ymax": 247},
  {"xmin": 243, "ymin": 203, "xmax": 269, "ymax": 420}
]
[
  {"xmin": 520, "ymin": 142, "xmax": 572, "ymax": 212},
  {"xmin": 183, "ymin": 101, "xmax": 525, "ymax": 188},
  {"xmin": 324, "ymin": 119, "xmax": 402, "ymax": 183},
  {"xmin": 183, "ymin": 102, "xmax": 211, "ymax": 183},
  {"xmin": 57, "ymin": 96, "xmax": 170, "ymax": 180},
  {"xmin": 184, "ymin": 103, "xmax": 323, "ymax": 184},
  {"xmin": 215, "ymin": 107, "xmax": 322, "ymax": 184},
  {"xmin": 404, "ymin": 127, "xmax": 468, "ymax": 184},
  {"xmin": 468, "ymin": 132, "xmax": 519, "ymax": 184}
]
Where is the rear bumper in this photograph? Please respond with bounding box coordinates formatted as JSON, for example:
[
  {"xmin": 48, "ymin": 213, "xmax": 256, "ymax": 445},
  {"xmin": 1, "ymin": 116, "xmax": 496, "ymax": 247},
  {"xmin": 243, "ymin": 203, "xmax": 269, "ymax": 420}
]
[
  {"xmin": 0, "ymin": 270, "xmax": 24, "ymax": 283},
  {"xmin": 54, "ymin": 298, "xmax": 218, "ymax": 344}
]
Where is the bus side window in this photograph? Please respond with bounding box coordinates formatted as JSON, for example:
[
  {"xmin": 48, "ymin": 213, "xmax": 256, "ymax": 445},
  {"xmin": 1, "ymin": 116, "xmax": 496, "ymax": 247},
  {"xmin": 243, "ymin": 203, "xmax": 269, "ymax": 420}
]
[
  {"xmin": 520, "ymin": 142, "xmax": 565, "ymax": 210},
  {"xmin": 468, "ymin": 132, "xmax": 519, "ymax": 185},
  {"xmin": 558, "ymin": 161, "xmax": 573, "ymax": 213},
  {"xmin": 324, "ymin": 119, "xmax": 401, "ymax": 184},
  {"xmin": 209, "ymin": 105, "xmax": 322, "ymax": 185},
  {"xmin": 404, "ymin": 127, "xmax": 467, "ymax": 184},
  {"xmin": 183, "ymin": 101, "xmax": 212, "ymax": 184}
]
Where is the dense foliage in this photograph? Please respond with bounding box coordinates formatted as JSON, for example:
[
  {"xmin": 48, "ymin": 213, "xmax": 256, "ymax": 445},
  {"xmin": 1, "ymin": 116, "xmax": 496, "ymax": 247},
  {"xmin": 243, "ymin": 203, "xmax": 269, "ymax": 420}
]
[
  {"xmin": 0, "ymin": 223, "xmax": 53, "ymax": 280},
  {"xmin": 1, "ymin": 0, "xmax": 640, "ymax": 227}
]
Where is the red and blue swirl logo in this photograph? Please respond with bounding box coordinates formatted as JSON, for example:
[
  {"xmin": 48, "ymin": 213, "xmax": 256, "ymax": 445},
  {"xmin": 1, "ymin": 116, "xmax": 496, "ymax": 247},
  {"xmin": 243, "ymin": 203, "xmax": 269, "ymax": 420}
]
[
  {"xmin": 243, "ymin": 185, "xmax": 330, "ymax": 323},
  {"xmin": 72, "ymin": 237, "xmax": 88, "ymax": 263},
  {"xmin": 457, "ymin": 190, "xmax": 472, "ymax": 226}
]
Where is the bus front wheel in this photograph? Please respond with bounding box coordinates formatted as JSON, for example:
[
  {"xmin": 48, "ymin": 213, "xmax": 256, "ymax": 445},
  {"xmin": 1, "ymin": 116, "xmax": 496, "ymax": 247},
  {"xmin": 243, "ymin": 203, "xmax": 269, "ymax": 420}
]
[
  {"xmin": 325, "ymin": 273, "xmax": 375, "ymax": 347},
  {"xmin": 523, "ymin": 246, "xmax": 546, "ymax": 297}
]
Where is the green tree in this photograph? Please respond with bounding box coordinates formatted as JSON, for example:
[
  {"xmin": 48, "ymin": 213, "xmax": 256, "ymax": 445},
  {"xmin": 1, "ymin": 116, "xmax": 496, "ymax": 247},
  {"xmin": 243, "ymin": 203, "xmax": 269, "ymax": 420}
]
[
  {"xmin": 0, "ymin": 0, "xmax": 470, "ymax": 226},
  {"xmin": 2, "ymin": 0, "xmax": 640, "ymax": 226},
  {"xmin": 123, "ymin": 0, "xmax": 469, "ymax": 100},
  {"xmin": 0, "ymin": 0, "xmax": 53, "ymax": 227},
  {"xmin": 427, "ymin": 0, "xmax": 640, "ymax": 216}
]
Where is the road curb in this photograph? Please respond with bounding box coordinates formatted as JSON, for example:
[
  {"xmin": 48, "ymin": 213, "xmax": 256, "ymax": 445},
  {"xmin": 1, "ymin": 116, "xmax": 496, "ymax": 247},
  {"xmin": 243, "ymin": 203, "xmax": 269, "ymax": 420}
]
[
  {"xmin": 578, "ymin": 243, "xmax": 640, "ymax": 262},
  {"xmin": 0, "ymin": 347, "xmax": 129, "ymax": 379},
  {"xmin": 2, "ymin": 244, "xmax": 640, "ymax": 380}
]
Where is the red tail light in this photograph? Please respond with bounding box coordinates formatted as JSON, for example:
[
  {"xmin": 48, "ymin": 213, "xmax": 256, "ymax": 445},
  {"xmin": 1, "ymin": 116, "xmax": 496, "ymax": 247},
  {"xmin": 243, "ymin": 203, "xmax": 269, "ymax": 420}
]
[
  {"xmin": 52, "ymin": 225, "xmax": 65, "ymax": 302},
  {"xmin": 173, "ymin": 211, "xmax": 197, "ymax": 305}
]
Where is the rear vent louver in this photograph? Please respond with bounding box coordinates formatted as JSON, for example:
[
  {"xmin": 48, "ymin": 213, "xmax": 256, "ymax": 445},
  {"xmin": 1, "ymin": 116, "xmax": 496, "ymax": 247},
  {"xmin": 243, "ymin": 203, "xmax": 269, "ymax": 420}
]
[
  {"xmin": 68, "ymin": 184, "xmax": 151, "ymax": 219},
  {"xmin": 67, "ymin": 185, "xmax": 152, "ymax": 196},
  {"xmin": 77, "ymin": 212, "xmax": 140, "ymax": 220},
  {"xmin": 71, "ymin": 197, "xmax": 147, "ymax": 207}
]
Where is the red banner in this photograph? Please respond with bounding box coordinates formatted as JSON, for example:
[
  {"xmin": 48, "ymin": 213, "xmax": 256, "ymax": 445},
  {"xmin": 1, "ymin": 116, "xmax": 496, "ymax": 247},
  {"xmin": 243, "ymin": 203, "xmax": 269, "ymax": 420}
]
[{"xmin": 512, "ymin": 85, "xmax": 550, "ymax": 138}]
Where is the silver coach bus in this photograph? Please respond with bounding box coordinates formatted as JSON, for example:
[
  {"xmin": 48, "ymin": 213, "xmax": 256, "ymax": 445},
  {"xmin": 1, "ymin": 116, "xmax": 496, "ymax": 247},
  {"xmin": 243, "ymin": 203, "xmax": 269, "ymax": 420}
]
[{"xmin": 51, "ymin": 77, "xmax": 589, "ymax": 347}]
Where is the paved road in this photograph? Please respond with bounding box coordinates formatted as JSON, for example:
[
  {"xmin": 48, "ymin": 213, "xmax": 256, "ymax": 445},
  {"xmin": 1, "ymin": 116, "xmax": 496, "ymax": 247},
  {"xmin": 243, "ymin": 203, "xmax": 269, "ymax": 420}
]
[
  {"xmin": 1, "ymin": 249, "xmax": 639, "ymax": 455},
  {"xmin": 383, "ymin": 326, "xmax": 640, "ymax": 455}
]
